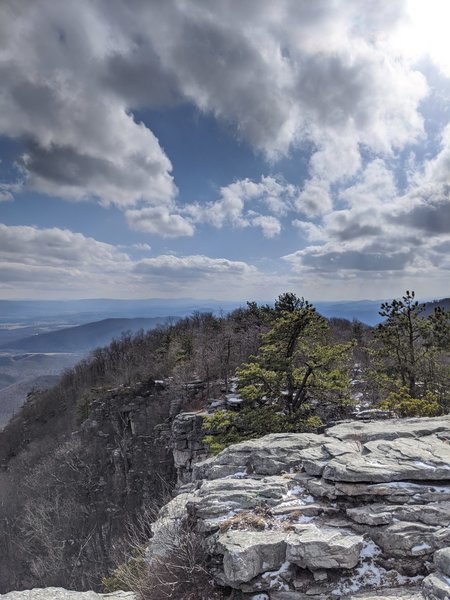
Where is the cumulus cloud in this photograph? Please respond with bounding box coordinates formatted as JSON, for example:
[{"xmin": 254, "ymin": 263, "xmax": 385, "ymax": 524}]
[
  {"xmin": 0, "ymin": 0, "xmax": 430, "ymax": 221},
  {"xmin": 250, "ymin": 215, "xmax": 282, "ymax": 238},
  {"xmin": 133, "ymin": 253, "xmax": 273, "ymax": 297},
  {"xmin": 339, "ymin": 159, "xmax": 398, "ymax": 207},
  {"xmin": 283, "ymin": 151, "xmax": 450, "ymax": 292},
  {"xmin": 135, "ymin": 255, "xmax": 257, "ymax": 279},
  {"xmin": 0, "ymin": 223, "xmax": 130, "ymax": 268},
  {"xmin": 126, "ymin": 207, "xmax": 195, "ymax": 237},
  {"xmin": 292, "ymin": 220, "xmax": 326, "ymax": 242},
  {"xmin": 295, "ymin": 180, "xmax": 333, "ymax": 217},
  {"xmin": 0, "ymin": 1, "xmax": 177, "ymax": 211},
  {"xmin": 185, "ymin": 176, "xmax": 297, "ymax": 237},
  {"xmin": 0, "ymin": 223, "xmax": 134, "ymax": 296},
  {"xmin": 0, "ymin": 223, "xmax": 267, "ymax": 299},
  {"xmin": 284, "ymin": 242, "xmax": 412, "ymax": 274}
]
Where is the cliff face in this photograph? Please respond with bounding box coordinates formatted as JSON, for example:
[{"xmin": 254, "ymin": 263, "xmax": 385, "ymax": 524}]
[
  {"xmin": 0, "ymin": 379, "xmax": 178, "ymax": 593},
  {"xmin": 149, "ymin": 415, "xmax": 450, "ymax": 599}
]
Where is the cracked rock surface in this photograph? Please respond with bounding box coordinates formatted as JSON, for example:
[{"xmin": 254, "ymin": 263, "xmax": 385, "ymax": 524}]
[
  {"xmin": 0, "ymin": 591, "xmax": 135, "ymax": 600},
  {"xmin": 148, "ymin": 415, "xmax": 450, "ymax": 599}
]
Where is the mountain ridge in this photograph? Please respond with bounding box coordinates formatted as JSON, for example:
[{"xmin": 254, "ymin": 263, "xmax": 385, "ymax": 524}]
[{"xmin": 0, "ymin": 317, "xmax": 172, "ymax": 353}]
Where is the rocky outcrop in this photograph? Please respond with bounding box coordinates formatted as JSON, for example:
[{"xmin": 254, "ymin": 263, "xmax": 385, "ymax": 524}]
[
  {"xmin": 0, "ymin": 591, "xmax": 135, "ymax": 600},
  {"xmin": 169, "ymin": 411, "xmax": 209, "ymax": 484},
  {"xmin": 148, "ymin": 415, "xmax": 450, "ymax": 599}
]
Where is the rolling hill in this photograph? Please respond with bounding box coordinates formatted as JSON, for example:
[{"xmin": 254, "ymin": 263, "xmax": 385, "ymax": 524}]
[{"xmin": 0, "ymin": 317, "xmax": 172, "ymax": 353}]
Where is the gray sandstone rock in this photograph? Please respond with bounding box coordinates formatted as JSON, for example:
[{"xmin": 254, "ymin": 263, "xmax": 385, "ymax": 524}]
[
  {"xmin": 216, "ymin": 530, "xmax": 287, "ymax": 586},
  {"xmin": 286, "ymin": 525, "xmax": 364, "ymax": 569},
  {"xmin": 435, "ymin": 548, "xmax": 450, "ymax": 577},
  {"xmin": 423, "ymin": 572, "xmax": 450, "ymax": 600},
  {"xmin": 187, "ymin": 475, "xmax": 290, "ymax": 519},
  {"xmin": 347, "ymin": 503, "xmax": 450, "ymax": 527},
  {"xmin": 371, "ymin": 521, "xmax": 450, "ymax": 557},
  {"xmin": 0, "ymin": 591, "xmax": 135, "ymax": 600},
  {"xmin": 346, "ymin": 589, "xmax": 425, "ymax": 599},
  {"xmin": 323, "ymin": 436, "xmax": 450, "ymax": 483},
  {"xmin": 193, "ymin": 432, "xmax": 326, "ymax": 480},
  {"xmin": 325, "ymin": 416, "xmax": 450, "ymax": 443}
]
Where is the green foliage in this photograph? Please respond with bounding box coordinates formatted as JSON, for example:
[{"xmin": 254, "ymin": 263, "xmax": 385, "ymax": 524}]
[
  {"xmin": 380, "ymin": 387, "xmax": 442, "ymax": 418},
  {"xmin": 202, "ymin": 406, "xmax": 323, "ymax": 453},
  {"xmin": 371, "ymin": 290, "xmax": 450, "ymax": 409},
  {"xmin": 237, "ymin": 293, "xmax": 353, "ymax": 415}
]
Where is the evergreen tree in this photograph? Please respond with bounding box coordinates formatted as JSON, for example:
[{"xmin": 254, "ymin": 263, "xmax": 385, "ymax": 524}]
[
  {"xmin": 237, "ymin": 293, "xmax": 353, "ymax": 416},
  {"xmin": 371, "ymin": 291, "xmax": 450, "ymax": 411}
]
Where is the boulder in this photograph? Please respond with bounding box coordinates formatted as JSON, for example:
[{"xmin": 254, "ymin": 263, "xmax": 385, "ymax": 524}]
[{"xmin": 146, "ymin": 415, "xmax": 450, "ymax": 598}]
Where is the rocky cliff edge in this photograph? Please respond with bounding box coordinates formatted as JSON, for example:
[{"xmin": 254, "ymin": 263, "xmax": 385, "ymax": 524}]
[
  {"xmin": 151, "ymin": 415, "xmax": 450, "ymax": 599},
  {"xmin": 3, "ymin": 416, "xmax": 450, "ymax": 600}
]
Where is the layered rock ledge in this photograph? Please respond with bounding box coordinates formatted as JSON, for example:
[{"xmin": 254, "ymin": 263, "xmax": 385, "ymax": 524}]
[{"xmin": 151, "ymin": 415, "xmax": 450, "ymax": 599}]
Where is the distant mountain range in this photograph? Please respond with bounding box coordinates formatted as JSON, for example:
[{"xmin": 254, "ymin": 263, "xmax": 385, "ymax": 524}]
[
  {"xmin": 0, "ymin": 298, "xmax": 243, "ymax": 323},
  {"xmin": 0, "ymin": 296, "xmax": 449, "ymax": 329},
  {"xmin": 0, "ymin": 317, "xmax": 171, "ymax": 353}
]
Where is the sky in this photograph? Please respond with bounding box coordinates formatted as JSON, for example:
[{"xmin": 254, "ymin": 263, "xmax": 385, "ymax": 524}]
[{"xmin": 1, "ymin": 0, "xmax": 450, "ymax": 302}]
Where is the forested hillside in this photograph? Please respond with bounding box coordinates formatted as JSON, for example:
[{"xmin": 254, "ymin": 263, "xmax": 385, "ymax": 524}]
[{"xmin": 0, "ymin": 293, "xmax": 449, "ymax": 593}]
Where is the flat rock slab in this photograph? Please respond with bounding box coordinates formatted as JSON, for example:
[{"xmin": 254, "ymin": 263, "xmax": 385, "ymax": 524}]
[
  {"xmin": 194, "ymin": 432, "xmax": 327, "ymax": 479},
  {"xmin": 0, "ymin": 591, "xmax": 135, "ymax": 600},
  {"xmin": 323, "ymin": 436, "xmax": 450, "ymax": 483},
  {"xmin": 325, "ymin": 416, "xmax": 450, "ymax": 443},
  {"xmin": 187, "ymin": 476, "xmax": 290, "ymax": 518},
  {"xmin": 347, "ymin": 502, "xmax": 450, "ymax": 527},
  {"xmin": 216, "ymin": 530, "xmax": 287, "ymax": 586},
  {"xmin": 371, "ymin": 521, "xmax": 450, "ymax": 557},
  {"xmin": 345, "ymin": 589, "xmax": 424, "ymax": 599},
  {"xmin": 286, "ymin": 525, "xmax": 363, "ymax": 570}
]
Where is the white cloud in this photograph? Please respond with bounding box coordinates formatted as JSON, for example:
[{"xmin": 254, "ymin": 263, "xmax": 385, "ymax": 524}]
[
  {"xmin": 295, "ymin": 179, "xmax": 333, "ymax": 217},
  {"xmin": 126, "ymin": 207, "xmax": 195, "ymax": 237},
  {"xmin": 0, "ymin": 191, "xmax": 13, "ymax": 202},
  {"xmin": 250, "ymin": 214, "xmax": 282, "ymax": 238},
  {"xmin": 135, "ymin": 255, "xmax": 257, "ymax": 279},
  {"xmin": 185, "ymin": 176, "xmax": 297, "ymax": 235},
  {"xmin": 283, "ymin": 153, "xmax": 450, "ymax": 295},
  {"xmin": 292, "ymin": 220, "xmax": 326, "ymax": 242},
  {"xmin": 0, "ymin": 0, "xmax": 431, "ymax": 219},
  {"xmin": 339, "ymin": 159, "xmax": 398, "ymax": 207},
  {"xmin": 132, "ymin": 243, "xmax": 152, "ymax": 251},
  {"xmin": 0, "ymin": 223, "xmax": 271, "ymax": 299},
  {"xmin": 0, "ymin": 223, "xmax": 134, "ymax": 297},
  {"xmin": 0, "ymin": 0, "xmax": 177, "ymax": 210}
]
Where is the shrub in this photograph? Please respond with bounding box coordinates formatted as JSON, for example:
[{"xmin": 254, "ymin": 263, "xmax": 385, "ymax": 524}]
[
  {"xmin": 202, "ymin": 405, "xmax": 322, "ymax": 454},
  {"xmin": 380, "ymin": 387, "xmax": 442, "ymax": 418},
  {"xmin": 104, "ymin": 513, "xmax": 221, "ymax": 600}
]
